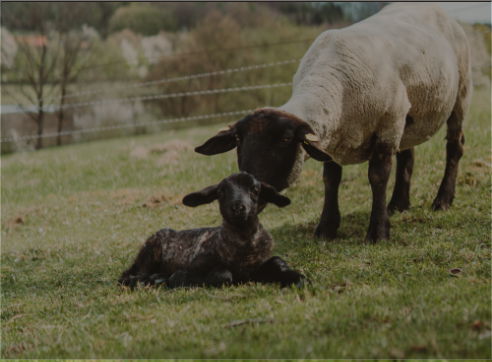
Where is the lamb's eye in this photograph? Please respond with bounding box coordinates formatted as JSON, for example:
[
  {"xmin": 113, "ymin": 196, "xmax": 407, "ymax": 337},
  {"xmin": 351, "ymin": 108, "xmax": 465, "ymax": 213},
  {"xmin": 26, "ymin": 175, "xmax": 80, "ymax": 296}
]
[
  {"xmin": 251, "ymin": 185, "xmax": 260, "ymax": 194},
  {"xmin": 279, "ymin": 136, "xmax": 293, "ymax": 144}
]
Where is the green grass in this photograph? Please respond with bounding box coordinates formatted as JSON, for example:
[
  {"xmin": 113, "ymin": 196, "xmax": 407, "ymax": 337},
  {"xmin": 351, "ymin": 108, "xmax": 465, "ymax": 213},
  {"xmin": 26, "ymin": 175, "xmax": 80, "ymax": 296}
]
[{"xmin": 1, "ymin": 87, "xmax": 491, "ymax": 358}]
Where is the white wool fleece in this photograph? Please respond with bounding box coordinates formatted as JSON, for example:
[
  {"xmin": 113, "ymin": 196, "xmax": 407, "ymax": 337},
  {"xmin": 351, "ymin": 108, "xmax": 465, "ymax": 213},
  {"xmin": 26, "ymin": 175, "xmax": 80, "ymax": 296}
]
[{"xmin": 279, "ymin": 3, "xmax": 472, "ymax": 166}]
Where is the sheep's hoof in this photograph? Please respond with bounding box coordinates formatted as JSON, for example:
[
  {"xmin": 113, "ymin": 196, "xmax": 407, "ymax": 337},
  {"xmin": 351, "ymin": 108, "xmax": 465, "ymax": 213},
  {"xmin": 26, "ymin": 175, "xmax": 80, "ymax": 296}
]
[
  {"xmin": 314, "ymin": 224, "xmax": 338, "ymax": 240},
  {"xmin": 365, "ymin": 221, "xmax": 390, "ymax": 243},
  {"xmin": 387, "ymin": 200, "xmax": 410, "ymax": 215},
  {"xmin": 431, "ymin": 196, "xmax": 453, "ymax": 211}
]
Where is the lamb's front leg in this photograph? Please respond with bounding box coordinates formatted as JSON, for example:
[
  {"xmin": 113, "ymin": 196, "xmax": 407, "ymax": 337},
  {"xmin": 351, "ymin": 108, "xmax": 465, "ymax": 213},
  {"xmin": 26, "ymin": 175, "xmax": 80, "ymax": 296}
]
[
  {"xmin": 249, "ymin": 256, "xmax": 305, "ymax": 288},
  {"xmin": 366, "ymin": 143, "xmax": 393, "ymax": 242},
  {"xmin": 167, "ymin": 269, "xmax": 233, "ymax": 288},
  {"xmin": 315, "ymin": 161, "xmax": 342, "ymax": 239}
]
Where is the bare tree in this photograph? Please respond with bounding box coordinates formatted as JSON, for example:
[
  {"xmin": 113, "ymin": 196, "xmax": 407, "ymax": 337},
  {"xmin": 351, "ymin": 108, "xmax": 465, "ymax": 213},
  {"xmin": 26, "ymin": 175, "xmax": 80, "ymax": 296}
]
[
  {"xmin": 1, "ymin": 3, "xmax": 60, "ymax": 149},
  {"xmin": 55, "ymin": 31, "xmax": 93, "ymax": 146},
  {"xmin": 2, "ymin": 2, "xmax": 97, "ymax": 149},
  {"xmin": 8, "ymin": 33, "xmax": 61, "ymax": 149}
]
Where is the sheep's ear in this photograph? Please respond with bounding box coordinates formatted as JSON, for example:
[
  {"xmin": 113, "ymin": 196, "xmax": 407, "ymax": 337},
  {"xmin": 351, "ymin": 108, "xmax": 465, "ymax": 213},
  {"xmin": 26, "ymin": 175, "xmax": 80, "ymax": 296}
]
[
  {"xmin": 182, "ymin": 184, "xmax": 218, "ymax": 207},
  {"xmin": 260, "ymin": 182, "xmax": 291, "ymax": 207},
  {"xmin": 195, "ymin": 125, "xmax": 237, "ymax": 155},
  {"xmin": 298, "ymin": 126, "xmax": 333, "ymax": 162}
]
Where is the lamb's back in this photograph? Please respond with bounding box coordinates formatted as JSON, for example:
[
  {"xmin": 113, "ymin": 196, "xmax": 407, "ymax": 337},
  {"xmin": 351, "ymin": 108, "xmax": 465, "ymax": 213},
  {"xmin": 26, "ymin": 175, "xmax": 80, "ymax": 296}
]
[{"xmin": 155, "ymin": 227, "xmax": 220, "ymax": 272}]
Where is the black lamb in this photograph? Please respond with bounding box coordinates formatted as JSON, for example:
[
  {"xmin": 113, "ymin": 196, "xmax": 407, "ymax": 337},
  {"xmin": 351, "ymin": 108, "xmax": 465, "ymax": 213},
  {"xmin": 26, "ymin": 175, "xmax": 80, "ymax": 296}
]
[{"xmin": 119, "ymin": 172, "xmax": 305, "ymax": 289}]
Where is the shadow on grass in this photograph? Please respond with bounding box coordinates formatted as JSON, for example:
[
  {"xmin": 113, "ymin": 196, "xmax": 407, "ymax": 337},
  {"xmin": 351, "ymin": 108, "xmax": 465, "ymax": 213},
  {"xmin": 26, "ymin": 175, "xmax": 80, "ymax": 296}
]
[
  {"xmin": 270, "ymin": 205, "xmax": 490, "ymax": 249},
  {"xmin": 270, "ymin": 210, "xmax": 370, "ymax": 248}
]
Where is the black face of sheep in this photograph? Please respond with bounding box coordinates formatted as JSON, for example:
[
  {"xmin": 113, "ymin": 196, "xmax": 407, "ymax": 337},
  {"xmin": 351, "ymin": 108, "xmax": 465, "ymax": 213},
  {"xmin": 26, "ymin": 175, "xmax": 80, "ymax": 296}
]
[
  {"xmin": 195, "ymin": 110, "xmax": 332, "ymax": 192},
  {"xmin": 182, "ymin": 172, "xmax": 290, "ymax": 226}
]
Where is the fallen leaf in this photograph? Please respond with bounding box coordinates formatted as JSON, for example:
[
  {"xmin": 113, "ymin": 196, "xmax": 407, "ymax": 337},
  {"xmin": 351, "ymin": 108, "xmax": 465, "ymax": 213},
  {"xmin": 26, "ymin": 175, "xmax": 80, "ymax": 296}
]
[
  {"xmin": 471, "ymin": 320, "xmax": 490, "ymax": 331},
  {"xmin": 449, "ymin": 268, "xmax": 462, "ymax": 276}
]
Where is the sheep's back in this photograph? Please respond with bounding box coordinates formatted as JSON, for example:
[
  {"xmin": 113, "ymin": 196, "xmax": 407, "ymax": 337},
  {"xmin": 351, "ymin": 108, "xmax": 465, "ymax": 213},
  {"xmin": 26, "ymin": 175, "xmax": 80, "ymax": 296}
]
[{"xmin": 288, "ymin": 4, "xmax": 470, "ymax": 164}]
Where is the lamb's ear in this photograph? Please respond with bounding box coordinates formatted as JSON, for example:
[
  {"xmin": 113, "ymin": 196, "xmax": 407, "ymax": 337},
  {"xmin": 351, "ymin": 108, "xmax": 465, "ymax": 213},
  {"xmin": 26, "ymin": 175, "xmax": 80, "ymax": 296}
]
[
  {"xmin": 195, "ymin": 125, "xmax": 237, "ymax": 155},
  {"xmin": 182, "ymin": 184, "xmax": 218, "ymax": 207},
  {"xmin": 298, "ymin": 125, "xmax": 333, "ymax": 162},
  {"xmin": 260, "ymin": 182, "xmax": 291, "ymax": 207}
]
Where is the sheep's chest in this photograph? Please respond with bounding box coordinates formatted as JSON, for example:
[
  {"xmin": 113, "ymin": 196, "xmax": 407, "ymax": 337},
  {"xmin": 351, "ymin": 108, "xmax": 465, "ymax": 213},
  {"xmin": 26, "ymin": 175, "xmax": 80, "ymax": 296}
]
[{"xmin": 216, "ymin": 234, "xmax": 273, "ymax": 277}]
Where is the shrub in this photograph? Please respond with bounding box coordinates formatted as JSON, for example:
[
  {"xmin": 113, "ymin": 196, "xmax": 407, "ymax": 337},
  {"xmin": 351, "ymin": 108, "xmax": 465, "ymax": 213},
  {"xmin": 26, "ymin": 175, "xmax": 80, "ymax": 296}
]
[{"xmin": 108, "ymin": 3, "xmax": 176, "ymax": 36}]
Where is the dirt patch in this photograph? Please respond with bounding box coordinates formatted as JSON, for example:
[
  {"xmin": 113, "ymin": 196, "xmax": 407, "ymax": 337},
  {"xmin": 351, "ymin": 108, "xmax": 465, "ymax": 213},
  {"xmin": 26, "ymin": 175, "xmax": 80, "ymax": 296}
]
[
  {"xmin": 3, "ymin": 207, "xmax": 41, "ymax": 231},
  {"xmin": 142, "ymin": 192, "xmax": 183, "ymax": 208},
  {"xmin": 5, "ymin": 215, "xmax": 25, "ymax": 230},
  {"xmin": 109, "ymin": 188, "xmax": 145, "ymax": 206},
  {"xmin": 130, "ymin": 140, "xmax": 193, "ymax": 165}
]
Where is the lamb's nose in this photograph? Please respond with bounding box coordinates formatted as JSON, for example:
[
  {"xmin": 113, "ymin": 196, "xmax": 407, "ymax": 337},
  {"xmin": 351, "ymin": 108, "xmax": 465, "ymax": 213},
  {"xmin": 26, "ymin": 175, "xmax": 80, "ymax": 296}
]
[{"xmin": 232, "ymin": 203, "xmax": 246, "ymax": 214}]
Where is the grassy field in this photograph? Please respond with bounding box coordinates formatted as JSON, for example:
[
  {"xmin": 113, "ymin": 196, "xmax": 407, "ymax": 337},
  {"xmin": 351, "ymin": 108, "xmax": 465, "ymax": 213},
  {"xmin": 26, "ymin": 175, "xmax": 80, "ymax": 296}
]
[{"xmin": 1, "ymin": 87, "xmax": 491, "ymax": 358}]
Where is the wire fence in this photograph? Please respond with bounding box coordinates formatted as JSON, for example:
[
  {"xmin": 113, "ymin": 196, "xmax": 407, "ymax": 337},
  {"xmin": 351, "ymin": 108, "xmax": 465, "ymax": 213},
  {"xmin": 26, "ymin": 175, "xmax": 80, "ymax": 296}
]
[
  {"xmin": 1, "ymin": 53, "xmax": 298, "ymax": 146},
  {"xmin": 1, "ymin": 109, "xmax": 254, "ymax": 143},
  {"xmin": 62, "ymin": 59, "xmax": 299, "ymax": 99}
]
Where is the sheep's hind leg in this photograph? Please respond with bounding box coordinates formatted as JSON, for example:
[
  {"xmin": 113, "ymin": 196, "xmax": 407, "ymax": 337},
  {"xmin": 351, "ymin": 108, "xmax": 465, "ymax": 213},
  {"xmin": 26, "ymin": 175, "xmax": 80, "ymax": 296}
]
[
  {"xmin": 388, "ymin": 148, "xmax": 414, "ymax": 215},
  {"xmin": 432, "ymin": 111, "xmax": 465, "ymax": 211},
  {"xmin": 249, "ymin": 256, "xmax": 305, "ymax": 288},
  {"xmin": 315, "ymin": 161, "xmax": 342, "ymax": 239},
  {"xmin": 366, "ymin": 143, "xmax": 393, "ymax": 243}
]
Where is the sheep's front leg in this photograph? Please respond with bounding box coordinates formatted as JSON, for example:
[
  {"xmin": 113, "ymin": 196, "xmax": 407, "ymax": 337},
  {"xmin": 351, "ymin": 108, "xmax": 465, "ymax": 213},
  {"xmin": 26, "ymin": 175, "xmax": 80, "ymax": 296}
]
[
  {"xmin": 366, "ymin": 143, "xmax": 393, "ymax": 243},
  {"xmin": 388, "ymin": 148, "xmax": 414, "ymax": 215},
  {"xmin": 249, "ymin": 256, "xmax": 305, "ymax": 288},
  {"xmin": 315, "ymin": 161, "xmax": 342, "ymax": 239}
]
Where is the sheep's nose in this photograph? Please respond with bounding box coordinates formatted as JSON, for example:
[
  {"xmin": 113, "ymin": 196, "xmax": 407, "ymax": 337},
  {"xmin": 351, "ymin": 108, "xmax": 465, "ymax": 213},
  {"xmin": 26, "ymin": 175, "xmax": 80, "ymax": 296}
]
[{"xmin": 231, "ymin": 202, "xmax": 246, "ymax": 214}]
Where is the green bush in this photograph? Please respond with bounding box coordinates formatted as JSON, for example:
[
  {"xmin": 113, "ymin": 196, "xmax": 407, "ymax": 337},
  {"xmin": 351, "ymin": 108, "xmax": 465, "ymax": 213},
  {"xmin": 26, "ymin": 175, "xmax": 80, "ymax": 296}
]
[{"xmin": 108, "ymin": 3, "xmax": 176, "ymax": 36}]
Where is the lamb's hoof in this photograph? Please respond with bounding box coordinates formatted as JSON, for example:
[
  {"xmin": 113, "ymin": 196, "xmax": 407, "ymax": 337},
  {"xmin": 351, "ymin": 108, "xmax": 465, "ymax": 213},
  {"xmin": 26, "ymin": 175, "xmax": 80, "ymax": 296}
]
[
  {"xmin": 167, "ymin": 270, "xmax": 189, "ymax": 288},
  {"xmin": 118, "ymin": 275, "xmax": 139, "ymax": 289},
  {"xmin": 149, "ymin": 273, "xmax": 167, "ymax": 286},
  {"xmin": 280, "ymin": 270, "xmax": 306, "ymax": 288},
  {"xmin": 208, "ymin": 270, "xmax": 233, "ymax": 287}
]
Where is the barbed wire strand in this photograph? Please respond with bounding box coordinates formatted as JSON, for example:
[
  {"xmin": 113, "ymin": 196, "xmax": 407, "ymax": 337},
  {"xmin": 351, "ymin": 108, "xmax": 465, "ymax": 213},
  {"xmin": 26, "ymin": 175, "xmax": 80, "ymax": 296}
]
[
  {"xmin": 19, "ymin": 82, "xmax": 292, "ymax": 113},
  {"xmin": 1, "ymin": 109, "xmax": 255, "ymax": 143},
  {"xmin": 63, "ymin": 59, "xmax": 299, "ymax": 99}
]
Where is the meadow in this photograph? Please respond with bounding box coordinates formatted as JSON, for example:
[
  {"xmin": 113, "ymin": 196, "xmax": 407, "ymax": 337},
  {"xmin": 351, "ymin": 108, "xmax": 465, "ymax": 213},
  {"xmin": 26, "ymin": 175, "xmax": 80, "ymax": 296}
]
[{"xmin": 1, "ymin": 87, "xmax": 490, "ymax": 358}]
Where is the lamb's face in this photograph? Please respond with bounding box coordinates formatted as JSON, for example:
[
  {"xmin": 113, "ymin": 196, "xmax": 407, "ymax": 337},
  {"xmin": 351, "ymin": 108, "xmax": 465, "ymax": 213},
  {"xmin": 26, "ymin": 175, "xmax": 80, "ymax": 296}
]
[
  {"xmin": 182, "ymin": 172, "xmax": 291, "ymax": 222},
  {"xmin": 195, "ymin": 109, "xmax": 333, "ymax": 192},
  {"xmin": 217, "ymin": 173, "xmax": 262, "ymax": 225}
]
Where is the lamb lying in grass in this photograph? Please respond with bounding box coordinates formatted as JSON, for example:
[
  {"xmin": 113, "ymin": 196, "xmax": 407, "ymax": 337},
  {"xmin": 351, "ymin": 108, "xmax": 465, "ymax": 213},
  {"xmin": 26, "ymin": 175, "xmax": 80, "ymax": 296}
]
[{"xmin": 118, "ymin": 172, "xmax": 305, "ymax": 289}]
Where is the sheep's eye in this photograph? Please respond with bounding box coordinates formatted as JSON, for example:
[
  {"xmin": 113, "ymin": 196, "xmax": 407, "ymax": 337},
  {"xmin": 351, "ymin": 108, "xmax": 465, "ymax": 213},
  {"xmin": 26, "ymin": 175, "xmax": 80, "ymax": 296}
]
[
  {"xmin": 251, "ymin": 185, "xmax": 260, "ymax": 194},
  {"xmin": 235, "ymin": 134, "xmax": 241, "ymax": 143},
  {"xmin": 279, "ymin": 136, "xmax": 293, "ymax": 144}
]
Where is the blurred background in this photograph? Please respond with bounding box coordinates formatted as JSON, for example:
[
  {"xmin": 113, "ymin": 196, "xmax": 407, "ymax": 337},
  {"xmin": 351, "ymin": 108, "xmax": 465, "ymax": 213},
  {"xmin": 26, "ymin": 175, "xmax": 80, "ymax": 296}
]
[{"xmin": 1, "ymin": 2, "xmax": 490, "ymax": 154}]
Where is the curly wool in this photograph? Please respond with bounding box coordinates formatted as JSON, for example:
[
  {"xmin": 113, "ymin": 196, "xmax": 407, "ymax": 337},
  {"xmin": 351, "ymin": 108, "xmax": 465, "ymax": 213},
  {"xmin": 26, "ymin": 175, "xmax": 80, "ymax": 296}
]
[{"xmin": 279, "ymin": 3, "xmax": 472, "ymax": 166}]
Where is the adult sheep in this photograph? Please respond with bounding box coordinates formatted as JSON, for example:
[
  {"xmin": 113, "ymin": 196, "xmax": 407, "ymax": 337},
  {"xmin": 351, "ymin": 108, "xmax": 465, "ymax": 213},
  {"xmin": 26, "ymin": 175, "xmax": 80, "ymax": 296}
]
[{"xmin": 195, "ymin": 3, "xmax": 472, "ymax": 243}]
